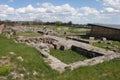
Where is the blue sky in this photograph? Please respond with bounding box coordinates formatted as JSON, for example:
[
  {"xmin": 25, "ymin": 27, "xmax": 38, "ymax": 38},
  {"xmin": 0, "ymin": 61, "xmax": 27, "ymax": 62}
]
[
  {"xmin": 0, "ymin": 0, "xmax": 120, "ymax": 24},
  {"xmin": 0, "ymin": 0, "xmax": 102, "ymax": 9}
]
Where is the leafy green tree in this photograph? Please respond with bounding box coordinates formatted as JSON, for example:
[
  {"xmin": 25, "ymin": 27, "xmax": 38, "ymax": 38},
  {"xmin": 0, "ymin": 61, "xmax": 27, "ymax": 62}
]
[{"xmin": 55, "ymin": 21, "xmax": 62, "ymax": 26}]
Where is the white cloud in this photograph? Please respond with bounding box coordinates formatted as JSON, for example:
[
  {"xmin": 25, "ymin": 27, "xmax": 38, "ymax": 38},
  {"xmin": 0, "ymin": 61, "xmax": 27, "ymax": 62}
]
[
  {"xmin": 103, "ymin": 0, "xmax": 120, "ymax": 13},
  {"xmin": 80, "ymin": 7, "xmax": 100, "ymax": 16},
  {"xmin": 95, "ymin": 0, "xmax": 120, "ymax": 15},
  {"xmin": 0, "ymin": 14, "xmax": 7, "ymax": 17},
  {"xmin": 0, "ymin": 5, "xmax": 14, "ymax": 14},
  {"xmin": 16, "ymin": 4, "xmax": 35, "ymax": 13},
  {"xmin": 103, "ymin": 0, "xmax": 120, "ymax": 9},
  {"xmin": 0, "ymin": 2, "xmax": 120, "ymax": 24},
  {"xmin": 14, "ymin": 3, "xmax": 79, "ymax": 22},
  {"xmin": 0, "ymin": 3, "xmax": 104, "ymax": 23},
  {"xmin": 104, "ymin": 7, "xmax": 120, "ymax": 13},
  {"xmin": 41, "ymin": 3, "xmax": 77, "ymax": 14}
]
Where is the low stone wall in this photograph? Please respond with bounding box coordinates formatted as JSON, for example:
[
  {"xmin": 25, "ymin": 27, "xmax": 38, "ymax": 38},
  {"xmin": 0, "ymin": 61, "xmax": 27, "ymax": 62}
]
[
  {"xmin": 71, "ymin": 45, "xmax": 104, "ymax": 58},
  {"xmin": 70, "ymin": 53, "xmax": 120, "ymax": 70},
  {"xmin": 66, "ymin": 36, "xmax": 90, "ymax": 44},
  {"xmin": 17, "ymin": 37, "xmax": 58, "ymax": 44}
]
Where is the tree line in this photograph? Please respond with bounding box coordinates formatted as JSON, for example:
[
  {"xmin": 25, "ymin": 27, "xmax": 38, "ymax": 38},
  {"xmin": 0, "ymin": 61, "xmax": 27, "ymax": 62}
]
[{"xmin": 0, "ymin": 20, "xmax": 87, "ymax": 28}]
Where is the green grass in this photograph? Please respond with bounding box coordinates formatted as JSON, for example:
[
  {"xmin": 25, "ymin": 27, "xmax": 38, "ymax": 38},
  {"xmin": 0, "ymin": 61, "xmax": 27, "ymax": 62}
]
[
  {"xmin": 92, "ymin": 41, "xmax": 120, "ymax": 52},
  {"xmin": 46, "ymin": 25, "xmax": 90, "ymax": 35},
  {"xmin": 50, "ymin": 49, "xmax": 88, "ymax": 64},
  {"xmin": 0, "ymin": 35, "xmax": 120, "ymax": 80},
  {"xmin": 68, "ymin": 27, "xmax": 90, "ymax": 34},
  {"xmin": 0, "ymin": 66, "xmax": 10, "ymax": 76},
  {"xmin": 16, "ymin": 31, "xmax": 42, "ymax": 37},
  {"xmin": 0, "ymin": 35, "xmax": 58, "ymax": 79},
  {"xmin": 57, "ymin": 58, "xmax": 120, "ymax": 80},
  {"xmin": 46, "ymin": 25, "xmax": 69, "ymax": 29}
]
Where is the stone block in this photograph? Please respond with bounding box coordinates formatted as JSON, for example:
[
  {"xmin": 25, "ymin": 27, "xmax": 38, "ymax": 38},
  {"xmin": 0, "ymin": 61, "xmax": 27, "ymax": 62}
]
[
  {"xmin": 107, "ymin": 41, "xmax": 112, "ymax": 44},
  {"xmin": 89, "ymin": 37, "xmax": 95, "ymax": 40},
  {"xmin": 102, "ymin": 37, "xmax": 107, "ymax": 41},
  {"xmin": 60, "ymin": 45, "xmax": 70, "ymax": 50}
]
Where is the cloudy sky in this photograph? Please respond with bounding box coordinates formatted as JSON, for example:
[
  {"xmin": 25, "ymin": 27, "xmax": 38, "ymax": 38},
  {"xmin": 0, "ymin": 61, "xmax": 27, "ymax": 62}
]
[{"xmin": 0, "ymin": 0, "xmax": 120, "ymax": 24}]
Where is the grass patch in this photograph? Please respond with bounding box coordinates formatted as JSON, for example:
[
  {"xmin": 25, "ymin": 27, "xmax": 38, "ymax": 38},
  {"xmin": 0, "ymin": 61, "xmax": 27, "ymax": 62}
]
[
  {"xmin": 16, "ymin": 31, "xmax": 42, "ymax": 37},
  {"xmin": 68, "ymin": 27, "xmax": 90, "ymax": 34},
  {"xmin": 92, "ymin": 41, "xmax": 120, "ymax": 52},
  {"xmin": 46, "ymin": 25, "xmax": 90, "ymax": 35},
  {"xmin": 46, "ymin": 25, "xmax": 69, "ymax": 29},
  {"xmin": 0, "ymin": 35, "xmax": 58, "ymax": 79},
  {"xmin": 0, "ymin": 66, "xmax": 10, "ymax": 76},
  {"xmin": 56, "ymin": 58, "xmax": 120, "ymax": 80},
  {"xmin": 50, "ymin": 49, "xmax": 87, "ymax": 64}
]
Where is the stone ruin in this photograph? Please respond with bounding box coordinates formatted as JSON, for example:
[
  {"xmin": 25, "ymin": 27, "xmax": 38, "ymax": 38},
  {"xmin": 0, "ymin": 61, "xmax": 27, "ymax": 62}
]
[
  {"xmin": 16, "ymin": 35, "xmax": 120, "ymax": 73},
  {"xmin": 1, "ymin": 26, "xmax": 16, "ymax": 38},
  {"xmin": 39, "ymin": 36, "xmax": 120, "ymax": 72},
  {"xmin": 66, "ymin": 36, "xmax": 96, "ymax": 44},
  {"xmin": 17, "ymin": 37, "xmax": 56, "ymax": 44},
  {"xmin": 16, "ymin": 37, "xmax": 62, "ymax": 50}
]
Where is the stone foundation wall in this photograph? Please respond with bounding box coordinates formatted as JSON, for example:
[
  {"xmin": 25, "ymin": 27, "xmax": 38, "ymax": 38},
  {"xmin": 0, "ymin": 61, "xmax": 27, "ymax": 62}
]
[
  {"xmin": 71, "ymin": 45, "xmax": 104, "ymax": 58},
  {"xmin": 70, "ymin": 53, "xmax": 120, "ymax": 70},
  {"xmin": 90, "ymin": 26, "xmax": 120, "ymax": 41}
]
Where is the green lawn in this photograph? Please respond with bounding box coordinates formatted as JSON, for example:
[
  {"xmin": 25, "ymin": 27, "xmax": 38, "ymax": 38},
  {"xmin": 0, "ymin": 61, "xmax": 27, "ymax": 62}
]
[
  {"xmin": 92, "ymin": 41, "xmax": 120, "ymax": 52},
  {"xmin": 0, "ymin": 35, "xmax": 120, "ymax": 80},
  {"xmin": 50, "ymin": 49, "xmax": 87, "ymax": 64}
]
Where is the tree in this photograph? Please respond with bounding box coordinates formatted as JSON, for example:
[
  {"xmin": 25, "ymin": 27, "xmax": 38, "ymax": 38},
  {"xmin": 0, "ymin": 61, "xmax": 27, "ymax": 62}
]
[
  {"xmin": 68, "ymin": 21, "xmax": 72, "ymax": 26},
  {"xmin": 55, "ymin": 21, "xmax": 62, "ymax": 26}
]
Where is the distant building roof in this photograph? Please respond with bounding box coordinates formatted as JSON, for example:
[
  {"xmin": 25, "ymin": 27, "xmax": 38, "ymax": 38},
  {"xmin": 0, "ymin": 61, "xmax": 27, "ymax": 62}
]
[{"xmin": 88, "ymin": 23, "xmax": 120, "ymax": 30}]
